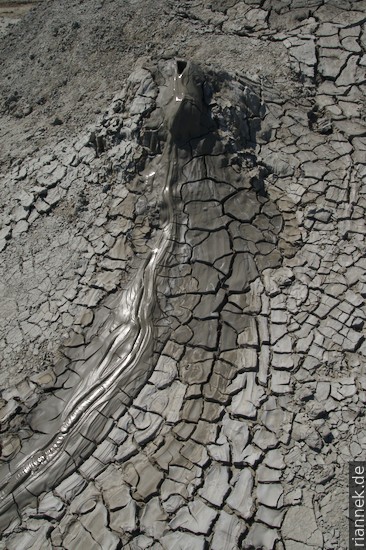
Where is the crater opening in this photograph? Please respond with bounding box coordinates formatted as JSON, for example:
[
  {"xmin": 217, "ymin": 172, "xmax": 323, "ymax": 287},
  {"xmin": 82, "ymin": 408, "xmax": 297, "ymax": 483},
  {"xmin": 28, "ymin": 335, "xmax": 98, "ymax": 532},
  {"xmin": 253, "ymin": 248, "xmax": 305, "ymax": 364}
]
[{"xmin": 177, "ymin": 59, "xmax": 187, "ymax": 77}]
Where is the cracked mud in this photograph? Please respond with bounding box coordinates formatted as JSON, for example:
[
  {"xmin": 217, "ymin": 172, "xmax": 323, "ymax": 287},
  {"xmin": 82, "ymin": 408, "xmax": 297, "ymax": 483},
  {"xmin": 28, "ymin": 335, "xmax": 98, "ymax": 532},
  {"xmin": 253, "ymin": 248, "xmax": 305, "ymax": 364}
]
[{"xmin": 0, "ymin": 1, "xmax": 366, "ymax": 549}]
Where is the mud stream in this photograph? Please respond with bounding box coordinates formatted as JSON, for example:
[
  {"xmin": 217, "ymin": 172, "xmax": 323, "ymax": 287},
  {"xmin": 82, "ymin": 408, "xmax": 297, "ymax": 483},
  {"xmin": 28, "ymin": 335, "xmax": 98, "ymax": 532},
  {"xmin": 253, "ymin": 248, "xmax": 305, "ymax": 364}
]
[{"xmin": 0, "ymin": 59, "xmax": 203, "ymax": 525}]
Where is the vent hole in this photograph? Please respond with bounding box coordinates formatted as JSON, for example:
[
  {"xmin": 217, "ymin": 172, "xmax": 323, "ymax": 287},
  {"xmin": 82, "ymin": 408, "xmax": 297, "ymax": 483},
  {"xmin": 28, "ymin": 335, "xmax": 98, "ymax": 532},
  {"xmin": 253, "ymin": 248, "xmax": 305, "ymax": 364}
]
[{"xmin": 177, "ymin": 60, "xmax": 187, "ymax": 76}]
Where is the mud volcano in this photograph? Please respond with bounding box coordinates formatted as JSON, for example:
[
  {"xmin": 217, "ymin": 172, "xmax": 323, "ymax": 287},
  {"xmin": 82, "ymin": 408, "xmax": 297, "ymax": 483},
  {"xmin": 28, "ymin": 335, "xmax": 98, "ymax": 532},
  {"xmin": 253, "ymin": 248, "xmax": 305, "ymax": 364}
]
[{"xmin": 0, "ymin": 1, "xmax": 365, "ymax": 549}]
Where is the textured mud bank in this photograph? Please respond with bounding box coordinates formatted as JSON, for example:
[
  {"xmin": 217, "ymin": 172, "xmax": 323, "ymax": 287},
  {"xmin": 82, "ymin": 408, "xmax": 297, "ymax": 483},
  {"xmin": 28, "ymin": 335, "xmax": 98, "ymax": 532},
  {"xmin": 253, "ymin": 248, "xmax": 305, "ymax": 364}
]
[
  {"xmin": 0, "ymin": 58, "xmax": 210, "ymax": 527},
  {"xmin": 1, "ymin": 1, "xmax": 366, "ymax": 549}
]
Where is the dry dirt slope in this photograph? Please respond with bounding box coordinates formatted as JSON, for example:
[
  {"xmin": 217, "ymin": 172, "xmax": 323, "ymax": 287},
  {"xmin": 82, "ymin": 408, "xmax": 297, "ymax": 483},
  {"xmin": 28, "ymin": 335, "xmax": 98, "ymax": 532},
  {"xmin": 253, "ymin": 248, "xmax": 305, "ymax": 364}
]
[
  {"xmin": 0, "ymin": 0, "xmax": 40, "ymax": 38},
  {"xmin": 0, "ymin": 1, "xmax": 366, "ymax": 549}
]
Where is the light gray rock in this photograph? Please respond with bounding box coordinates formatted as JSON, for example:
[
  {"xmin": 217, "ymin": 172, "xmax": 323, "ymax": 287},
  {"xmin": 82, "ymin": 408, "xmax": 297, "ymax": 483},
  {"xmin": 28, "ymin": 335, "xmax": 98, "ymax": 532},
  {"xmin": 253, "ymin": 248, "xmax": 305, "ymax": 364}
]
[
  {"xmin": 150, "ymin": 355, "xmax": 178, "ymax": 388},
  {"xmin": 263, "ymin": 152, "xmax": 295, "ymax": 177},
  {"xmin": 96, "ymin": 465, "xmax": 131, "ymax": 511},
  {"xmin": 263, "ymin": 448, "xmax": 286, "ymax": 470},
  {"xmin": 37, "ymin": 492, "xmax": 64, "ymax": 519},
  {"xmin": 207, "ymin": 431, "xmax": 231, "ymax": 463},
  {"xmin": 229, "ymin": 372, "xmax": 266, "ymax": 418},
  {"xmin": 161, "ymin": 478, "xmax": 188, "ymax": 502},
  {"xmin": 261, "ymin": 397, "xmax": 293, "ymax": 443},
  {"xmin": 180, "ymin": 439, "xmax": 209, "ymax": 468},
  {"xmin": 222, "ymin": 416, "xmax": 250, "ymax": 464},
  {"xmin": 227, "ymin": 468, "xmax": 254, "ymax": 519},
  {"xmin": 0, "ymin": 399, "xmax": 20, "ymax": 424},
  {"xmin": 7, "ymin": 523, "xmax": 53, "ymax": 550},
  {"xmin": 211, "ymin": 510, "xmax": 244, "ymax": 550},
  {"xmin": 185, "ymin": 201, "xmax": 225, "ymax": 231},
  {"xmin": 12, "ymin": 220, "xmax": 28, "ymax": 236},
  {"xmin": 11, "ymin": 205, "xmax": 28, "ymax": 222},
  {"xmin": 140, "ymin": 497, "xmax": 168, "ymax": 539},
  {"xmin": 170, "ymin": 498, "xmax": 217, "ymax": 534},
  {"xmin": 109, "ymin": 500, "xmax": 137, "ymax": 534},
  {"xmin": 244, "ymin": 522, "xmax": 279, "ymax": 550},
  {"xmin": 79, "ymin": 501, "xmax": 120, "ymax": 549},
  {"xmin": 129, "ymin": 535, "xmax": 155, "ymax": 549},
  {"xmin": 198, "ymin": 462, "xmax": 230, "ymax": 507},
  {"xmin": 253, "ymin": 427, "xmax": 278, "ymax": 450},
  {"xmin": 162, "ymin": 494, "xmax": 186, "ymax": 514},
  {"xmin": 223, "ymin": 4, "xmax": 268, "ymax": 34},
  {"xmin": 257, "ymin": 483, "xmax": 284, "ymax": 509},
  {"xmin": 256, "ymin": 505, "xmax": 286, "ymax": 528},
  {"xmin": 282, "ymin": 505, "xmax": 323, "ymax": 547},
  {"xmin": 54, "ymin": 473, "xmax": 87, "ymax": 502},
  {"xmin": 0, "ymin": 225, "xmax": 11, "ymax": 241},
  {"xmin": 160, "ymin": 531, "xmax": 205, "ymax": 550},
  {"xmin": 230, "ymin": 252, "xmax": 260, "ymax": 291},
  {"xmin": 192, "ymin": 419, "xmax": 218, "ymax": 445},
  {"xmin": 257, "ymin": 464, "xmax": 281, "ymax": 483},
  {"xmin": 286, "ymin": 38, "xmax": 317, "ymax": 77},
  {"xmin": 62, "ymin": 518, "xmax": 101, "ymax": 550},
  {"xmin": 271, "ymin": 370, "xmax": 292, "ymax": 394},
  {"xmin": 134, "ymin": 459, "xmax": 164, "ymax": 501}
]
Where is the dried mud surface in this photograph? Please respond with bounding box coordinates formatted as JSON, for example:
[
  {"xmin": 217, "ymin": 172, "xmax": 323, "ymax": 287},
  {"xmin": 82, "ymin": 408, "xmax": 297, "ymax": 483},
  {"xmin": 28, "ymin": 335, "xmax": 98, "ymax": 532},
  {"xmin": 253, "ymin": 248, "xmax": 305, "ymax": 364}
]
[{"xmin": 1, "ymin": 1, "xmax": 366, "ymax": 549}]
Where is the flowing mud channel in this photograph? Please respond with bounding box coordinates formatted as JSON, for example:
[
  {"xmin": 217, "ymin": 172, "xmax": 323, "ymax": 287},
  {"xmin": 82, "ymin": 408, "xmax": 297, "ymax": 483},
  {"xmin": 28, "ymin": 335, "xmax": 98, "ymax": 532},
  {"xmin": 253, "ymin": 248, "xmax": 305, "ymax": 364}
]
[{"xmin": 0, "ymin": 59, "xmax": 223, "ymax": 529}]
